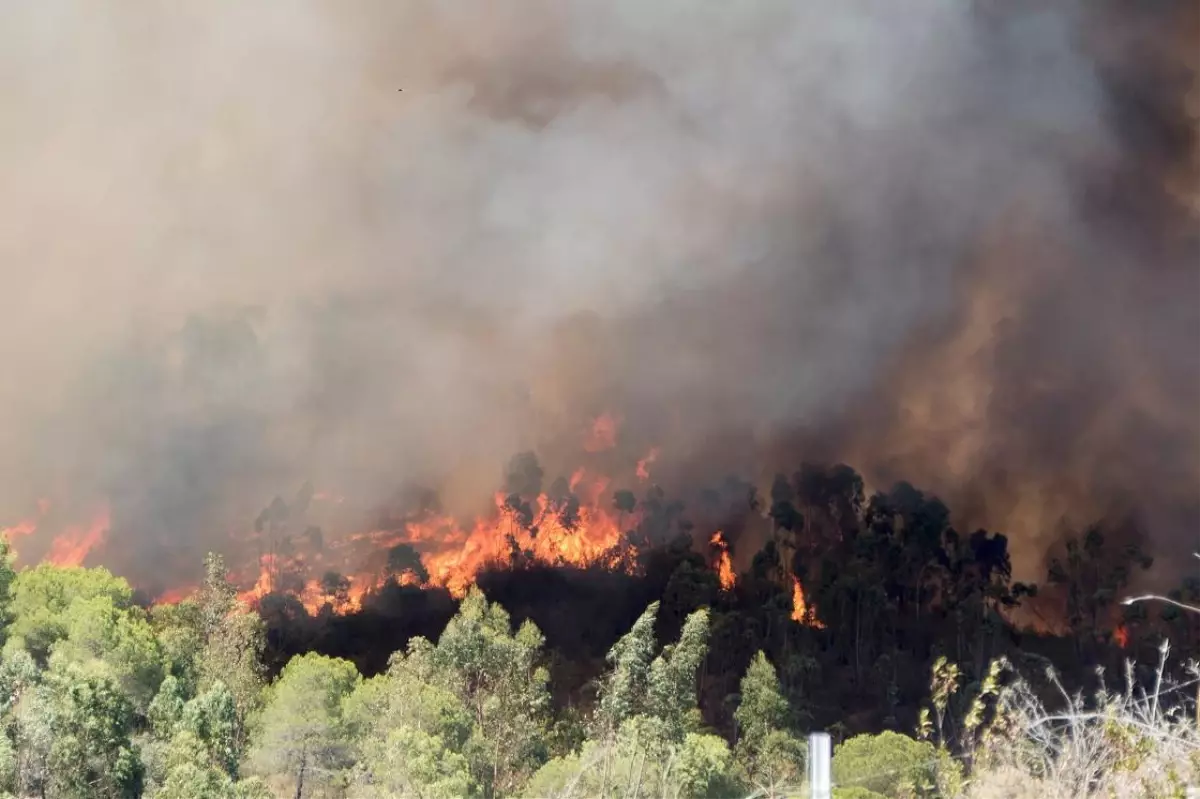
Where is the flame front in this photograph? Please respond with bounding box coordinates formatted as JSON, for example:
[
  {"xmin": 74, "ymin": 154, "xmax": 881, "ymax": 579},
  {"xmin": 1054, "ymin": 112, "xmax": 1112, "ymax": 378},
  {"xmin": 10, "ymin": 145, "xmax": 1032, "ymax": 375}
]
[
  {"xmin": 235, "ymin": 552, "xmax": 371, "ymax": 615},
  {"xmin": 791, "ymin": 576, "xmax": 824, "ymax": 628},
  {"xmin": 710, "ymin": 531, "xmax": 735, "ymax": 591},
  {"xmin": 8, "ymin": 435, "xmax": 656, "ymax": 612},
  {"xmin": 237, "ymin": 554, "xmax": 276, "ymax": 606},
  {"xmin": 46, "ymin": 508, "xmax": 109, "ymax": 567},
  {"xmin": 1113, "ymin": 624, "xmax": 1129, "ymax": 648},
  {"xmin": 424, "ymin": 478, "xmax": 630, "ymax": 597}
]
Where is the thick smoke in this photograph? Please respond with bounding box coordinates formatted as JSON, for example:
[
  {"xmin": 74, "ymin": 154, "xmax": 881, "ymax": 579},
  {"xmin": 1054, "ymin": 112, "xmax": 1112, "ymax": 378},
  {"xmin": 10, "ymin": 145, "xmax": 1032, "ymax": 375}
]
[{"xmin": 0, "ymin": 1, "xmax": 1195, "ymax": 586}]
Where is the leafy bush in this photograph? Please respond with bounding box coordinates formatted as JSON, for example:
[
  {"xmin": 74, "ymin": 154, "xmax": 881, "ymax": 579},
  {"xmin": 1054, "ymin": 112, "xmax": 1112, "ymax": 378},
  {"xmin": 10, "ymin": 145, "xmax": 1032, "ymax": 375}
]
[{"xmin": 832, "ymin": 731, "xmax": 939, "ymax": 798}]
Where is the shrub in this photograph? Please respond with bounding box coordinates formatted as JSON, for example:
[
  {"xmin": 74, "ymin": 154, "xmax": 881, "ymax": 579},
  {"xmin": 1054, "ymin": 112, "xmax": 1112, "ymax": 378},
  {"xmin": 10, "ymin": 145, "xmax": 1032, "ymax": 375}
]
[{"xmin": 832, "ymin": 731, "xmax": 939, "ymax": 798}]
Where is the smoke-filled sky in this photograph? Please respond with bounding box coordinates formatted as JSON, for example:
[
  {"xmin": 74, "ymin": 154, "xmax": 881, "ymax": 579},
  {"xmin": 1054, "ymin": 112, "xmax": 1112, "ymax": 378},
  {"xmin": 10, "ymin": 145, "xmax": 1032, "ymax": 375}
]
[{"xmin": 0, "ymin": 0, "xmax": 1196, "ymax": 585}]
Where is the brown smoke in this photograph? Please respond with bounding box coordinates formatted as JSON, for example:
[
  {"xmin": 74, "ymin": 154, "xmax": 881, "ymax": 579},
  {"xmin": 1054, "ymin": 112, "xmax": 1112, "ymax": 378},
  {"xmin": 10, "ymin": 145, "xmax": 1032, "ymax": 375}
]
[
  {"xmin": 0, "ymin": 1, "xmax": 1195, "ymax": 588},
  {"xmin": 827, "ymin": 0, "xmax": 1200, "ymax": 579}
]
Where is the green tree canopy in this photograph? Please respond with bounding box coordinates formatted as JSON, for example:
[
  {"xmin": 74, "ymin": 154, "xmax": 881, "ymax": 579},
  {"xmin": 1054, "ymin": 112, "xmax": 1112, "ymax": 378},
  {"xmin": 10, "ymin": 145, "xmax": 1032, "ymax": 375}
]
[
  {"xmin": 832, "ymin": 731, "xmax": 939, "ymax": 799},
  {"xmin": 9, "ymin": 565, "xmax": 133, "ymax": 662},
  {"xmin": 249, "ymin": 653, "xmax": 360, "ymax": 799},
  {"xmin": 408, "ymin": 587, "xmax": 551, "ymax": 798}
]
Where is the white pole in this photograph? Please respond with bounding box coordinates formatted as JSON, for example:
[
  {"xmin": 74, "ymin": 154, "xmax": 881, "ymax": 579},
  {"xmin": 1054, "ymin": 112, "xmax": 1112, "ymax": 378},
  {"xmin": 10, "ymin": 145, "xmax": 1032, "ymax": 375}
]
[{"xmin": 808, "ymin": 732, "xmax": 832, "ymax": 799}]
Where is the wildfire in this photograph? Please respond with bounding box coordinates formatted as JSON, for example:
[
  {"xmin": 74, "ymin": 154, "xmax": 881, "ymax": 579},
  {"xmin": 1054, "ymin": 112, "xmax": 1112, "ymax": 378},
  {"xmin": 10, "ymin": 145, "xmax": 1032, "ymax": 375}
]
[
  {"xmin": 424, "ymin": 479, "xmax": 630, "ymax": 597},
  {"xmin": 154, "ymin": 585, "xmax": 196, "ymax": 605},
  {"xmin": 791, "ymin": 576, "xmax": 825, "ymax": 628},
  {"xmin": 46, "ymin": 507, "xmax": 109, "ymax": 567},
  {"xmin": 710, "ymin": 531, "xmax": 735, "ymax": 591},
  {"xmin": 23, "ymin": 435, "xmax": 657, "ymax": 615},
  {"xmin": 1113, "ymin": 624, "xmax": 1129, "ymax": 648},
  {"xmin": 223, "ymin": 462, "xmax": 639, "ymax": 609},
  {"xmin": 1, "ymin": 497, "xmax": 54, "ymax": 559},
  {"xmin": 1, "ymin": 520, "xmax": 37, "ymax": 545},
  {"xmin": 636, "ymin": 447, "xmax": 659, "ymax": 481},
  {"xmin": 234, "ymin": 553, "xmax": 371, "ymax": 615},
  {"xmin": 236, "ymin": 554, "xmax": 276, "ymax": 606}
]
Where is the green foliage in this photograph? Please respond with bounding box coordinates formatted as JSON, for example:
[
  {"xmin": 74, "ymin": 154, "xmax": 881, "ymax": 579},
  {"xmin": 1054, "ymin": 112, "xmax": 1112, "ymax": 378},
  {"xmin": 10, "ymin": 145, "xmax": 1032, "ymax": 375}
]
[
  {"xmin": 346, "ymin": 662, "xmax": 473, "ymax": 750},
  {"xmin": 37, "ymin": 664, "xmax": 144, "ymax": 799},
  {"xmin": 197, "ymin": 554, "xmax": 237, "ymax": 636},
  {"xmin": 526, "ymin": 605, "xmax": 722, "ymax": 799},
  {"xmin": 739, "ymin": 729, "xmax": 806, "ymax": 796},
  {"xmin": 178, "ymin": 681, "xmax": 240, "ymax": 776},
  {"xmin": 149, "ymin": 600, "xmax": 205, "ymax": 694},
  {"xmin": 832, "ymin": 731, "xmax": 940, "ymax": 799},
  {"xmin": 918, "ymin": 656, "xmax": 960, "ymax": 746},
  {"xmin": 346, "ymin": 659, "xmax": 477, "ymax": 796},
  {"xmin": 522, "ymin": 732, "xmax": 737, "ymax": 799},
  {"xmin": 520, "ymin": 751, "xmax": 588, "ymax": 798},
  {"xmin": 249, "ymin": 653, "xmax": 360, "ymax": 797},
  {"xmin": 142, "ymin": 677, "xmax": 240, "ymax": 790},
  {"xmin": 353, "ymin": 726, "xmax": 474, "ymax": 799},
  {"xmin": 154, "ymin": 731, "xmax": 236, "ymax": 799},
  {"xmin": 598, "ymin": 601, "xmax": 659, "ymax": 733},
  {"xmin": 9, "ymin": 565, "xmax": 133, "ymax": 662},
  {"xmin": 148, "ymin": 674, "xmax": 187, "ymax": 735},
  {"xmin": 412, "ymin": 586, "xmax": 551, "ymax": 797},
  {"xmin": 50, "ymin": 593, "xmax": 165, "ymax": 711},
  {"xmin": 736, "ymin": 651, "xmax": 789, "ymax": 748},
  {"xmin": 197, "ymin": 593, "xmax": 265, "ymax": 755},
  {"xmin": 734, "ymin": 652, "xmax": 805, "ymax": 796},
  {"xmin": 646, "ymin": 608, "xmax": 710, "ymax": 744},
  {"xmin": 833, "ymin": 788, "xmax": 889, "ymax": 799},
  {"xmin": 672, "ymin": 732, "xmax": 737, "ymax": 798},
  {"xmin": 0, "ymin": 537, "xmax": 16, "ymax": 637}
]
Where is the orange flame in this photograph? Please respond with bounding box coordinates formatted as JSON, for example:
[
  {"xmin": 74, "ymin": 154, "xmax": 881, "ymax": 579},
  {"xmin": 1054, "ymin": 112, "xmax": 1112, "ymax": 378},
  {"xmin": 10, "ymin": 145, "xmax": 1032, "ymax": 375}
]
[
  {"xmin": 424, "ymin": 480, "xmax": 630, "ymax": 597},
  {"xmin": 225, "ymin": 465, "xmax": 639, "ymax": 608},
  {"xmin": 154, "ymin": 585, "xmax": 197, "ymax": 605},
  {"xmin": 1113, "ymin": 624, "xmax": 1129, "ymax": 648},
  {"xmin": 185, "ymin": 444, "xmax": 664, "ymax": 613},
  {"xmin": 791, "ymin": 576, "xmax": 825, "ymax": 628},
  {"xmin": 2, "ymin": 498, "xmax": 54, "ymax": 560},
  {"xmin": 710, "ymin": 531, "xmax": 735, "ymax": 591},
  {"xmin": 636, "ymin": 447, "xmax": 660, "ymax": 481},
  {"xmin": 236, "ymin": 554, "xmax": 276, "ymax": 606},
  {"xmin": 1, "ymin": 520, "xmax": 37, "ymax": 543},
  {"xmin": 46, "ymin": 507, "xmax": 109, "ymax": 567}
]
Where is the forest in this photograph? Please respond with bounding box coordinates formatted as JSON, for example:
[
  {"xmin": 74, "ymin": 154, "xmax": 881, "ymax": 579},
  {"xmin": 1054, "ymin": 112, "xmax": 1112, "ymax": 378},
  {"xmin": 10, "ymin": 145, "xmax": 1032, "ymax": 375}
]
[
  {"xmin": 0, "ymin": 0, "xmax": 1192, "ymax": 793},
  {"xmin": 0, "ymin": 463, "xmax": 1196, "ymax": 798}
]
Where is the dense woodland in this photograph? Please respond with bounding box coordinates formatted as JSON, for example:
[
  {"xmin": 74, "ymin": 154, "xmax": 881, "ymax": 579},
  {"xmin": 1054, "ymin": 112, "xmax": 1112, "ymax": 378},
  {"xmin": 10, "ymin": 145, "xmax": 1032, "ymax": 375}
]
[{"xmin": 0, "ymin": 462, "xmax": 1197, "ymax": 798}]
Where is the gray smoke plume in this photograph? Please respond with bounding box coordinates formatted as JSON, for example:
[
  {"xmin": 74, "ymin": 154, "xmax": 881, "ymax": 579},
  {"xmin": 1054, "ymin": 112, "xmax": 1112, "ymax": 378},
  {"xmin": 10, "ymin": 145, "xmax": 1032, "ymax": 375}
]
[{"xmin": 0, "ymin": 0, "xmax": 1195, "ymax": 588}]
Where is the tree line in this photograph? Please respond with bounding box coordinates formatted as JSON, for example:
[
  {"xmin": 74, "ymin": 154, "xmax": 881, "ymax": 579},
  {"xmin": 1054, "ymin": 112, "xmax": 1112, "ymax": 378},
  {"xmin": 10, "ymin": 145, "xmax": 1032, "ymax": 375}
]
[
  {"xmin": 0, "ymin": 545, "xmax": 961, "ymax": 798},
  {"xmin": 259, "ymin": 463, "xmax": 1182, "ymax": 744},
  {"xmin": 0, "ymin": 461, "xmax": 1193, "ymax": 798}
]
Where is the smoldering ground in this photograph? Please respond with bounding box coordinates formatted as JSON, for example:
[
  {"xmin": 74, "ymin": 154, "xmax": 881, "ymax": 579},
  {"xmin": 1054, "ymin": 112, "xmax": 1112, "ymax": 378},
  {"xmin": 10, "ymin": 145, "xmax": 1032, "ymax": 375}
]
[{"xmin": 0, "ymin": 0, "xmax": 1195, "ymax": 587}]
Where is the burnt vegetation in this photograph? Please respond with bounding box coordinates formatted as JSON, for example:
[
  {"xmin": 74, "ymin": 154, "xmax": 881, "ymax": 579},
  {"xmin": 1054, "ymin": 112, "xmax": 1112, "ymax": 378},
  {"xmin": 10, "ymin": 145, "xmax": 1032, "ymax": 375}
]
[{"xmin": 249, "ymin": 461, "xmax": 1180, "ymax": 744}]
